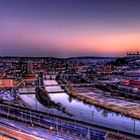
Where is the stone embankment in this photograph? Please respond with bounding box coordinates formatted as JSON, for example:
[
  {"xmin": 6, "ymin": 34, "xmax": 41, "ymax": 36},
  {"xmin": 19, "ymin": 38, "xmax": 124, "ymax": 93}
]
[{"xmin": 66, "ymin": 87, "xmax": 140, "ymax": 120}]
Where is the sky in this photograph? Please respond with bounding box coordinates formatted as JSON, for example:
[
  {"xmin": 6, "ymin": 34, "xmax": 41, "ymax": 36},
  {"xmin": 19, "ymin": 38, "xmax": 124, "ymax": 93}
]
[{"xmin": 0, "ymin": 0, "xmax": 140, "ymax": 57}]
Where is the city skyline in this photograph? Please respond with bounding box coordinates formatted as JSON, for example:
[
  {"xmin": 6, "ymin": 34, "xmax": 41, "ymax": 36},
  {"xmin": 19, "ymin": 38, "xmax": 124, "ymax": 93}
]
[{"xmin": 0, "ymin": 0, "xmax": 140, "ymax": 57}]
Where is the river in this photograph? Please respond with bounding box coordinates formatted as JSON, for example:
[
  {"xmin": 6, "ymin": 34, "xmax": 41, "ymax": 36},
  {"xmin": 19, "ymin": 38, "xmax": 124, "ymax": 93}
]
[{"xmin": 19, "ymin": 79, "xmax": 140, "ymax": 136}]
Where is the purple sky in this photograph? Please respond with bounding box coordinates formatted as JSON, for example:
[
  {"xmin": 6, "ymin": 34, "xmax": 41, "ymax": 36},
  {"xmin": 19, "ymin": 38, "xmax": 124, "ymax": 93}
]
[{"xmin": 0, "ymin": 0, "xmax": 140, "ymax": 57}]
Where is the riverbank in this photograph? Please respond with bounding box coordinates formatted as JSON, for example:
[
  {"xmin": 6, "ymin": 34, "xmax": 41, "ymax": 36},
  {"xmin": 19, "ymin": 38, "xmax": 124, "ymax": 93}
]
[
  {"xmin": 66, "ymin": 87, "xmax": 140, "ymax": 120},
  {"xmin": 36, "ymin": 87, "xmax": 73, "ymax": 116}
]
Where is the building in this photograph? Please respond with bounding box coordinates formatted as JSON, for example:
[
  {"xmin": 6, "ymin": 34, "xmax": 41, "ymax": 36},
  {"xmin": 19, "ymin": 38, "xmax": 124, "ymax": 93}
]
[
  {"xmin": 0, "ymin": 79, "xmax": 15, "ymax": 88},
  {"xmin": 126, "ymin": 52, "xmax": 140, "ymax": 58},
  {"xmin": 27, "ymin": 61, "xmax": 33, "ymax": 74}
]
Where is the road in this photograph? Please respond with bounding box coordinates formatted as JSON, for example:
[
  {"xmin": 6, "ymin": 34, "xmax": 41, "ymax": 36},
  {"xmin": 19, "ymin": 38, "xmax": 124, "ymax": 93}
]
[{"xmin": 0, "ymin": 123, "xmax": 43, "ymax": 140}]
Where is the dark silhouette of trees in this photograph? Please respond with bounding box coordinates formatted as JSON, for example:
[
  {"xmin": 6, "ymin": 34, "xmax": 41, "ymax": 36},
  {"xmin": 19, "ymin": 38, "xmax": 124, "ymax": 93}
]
[{"xmin": 107, "ymin": 57, "xmax": 128, "ymax": 66}]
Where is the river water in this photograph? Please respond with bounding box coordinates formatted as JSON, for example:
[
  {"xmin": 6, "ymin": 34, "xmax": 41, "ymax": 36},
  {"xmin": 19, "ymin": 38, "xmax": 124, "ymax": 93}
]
[{"xmin": 19, "ymin": 79, "xmax": 140, "ymax": 136}]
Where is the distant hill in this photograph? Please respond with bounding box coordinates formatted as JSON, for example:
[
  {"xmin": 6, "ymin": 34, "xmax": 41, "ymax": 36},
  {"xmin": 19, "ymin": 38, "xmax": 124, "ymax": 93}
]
[
  {"xmin": 0, "ymin": 56, "xmax": 117, "ymax": 63},
  {"xmin": 67, "ymin": 56, "xmax": 117, "ymax": 62}
]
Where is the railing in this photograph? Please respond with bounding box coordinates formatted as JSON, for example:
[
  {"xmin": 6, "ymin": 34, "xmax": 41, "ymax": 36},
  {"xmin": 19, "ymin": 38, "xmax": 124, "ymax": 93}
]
[{"xmin": 0, "ymin": 103, "xmax": 106, "ymax": 140}]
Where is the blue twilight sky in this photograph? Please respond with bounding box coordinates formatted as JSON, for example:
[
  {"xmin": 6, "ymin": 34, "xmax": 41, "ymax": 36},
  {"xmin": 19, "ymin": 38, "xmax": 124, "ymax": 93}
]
[{"xmin": 0, "ymin": 0, "xmax": 140, "ymax": 57}]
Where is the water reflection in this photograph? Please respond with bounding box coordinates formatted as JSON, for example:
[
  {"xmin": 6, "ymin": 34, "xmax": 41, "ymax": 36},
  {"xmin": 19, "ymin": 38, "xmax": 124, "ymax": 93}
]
[
  {"xmin": 19, "ymin": 85, "xmax": 140, "ymax": 135},
  {"xmin": 49, "ymin": 92, "xmax": 140, "ymax": 135}
]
